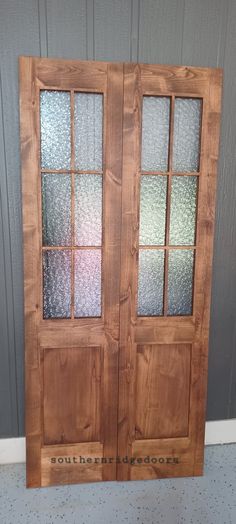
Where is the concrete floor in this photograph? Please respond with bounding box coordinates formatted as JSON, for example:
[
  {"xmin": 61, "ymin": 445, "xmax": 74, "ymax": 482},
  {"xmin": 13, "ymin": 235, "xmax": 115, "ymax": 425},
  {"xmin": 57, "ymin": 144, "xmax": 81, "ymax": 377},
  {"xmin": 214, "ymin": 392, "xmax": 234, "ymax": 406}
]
[{"xmin": 0, "ymin": 444, "xmax": 235, "ymax": 524}]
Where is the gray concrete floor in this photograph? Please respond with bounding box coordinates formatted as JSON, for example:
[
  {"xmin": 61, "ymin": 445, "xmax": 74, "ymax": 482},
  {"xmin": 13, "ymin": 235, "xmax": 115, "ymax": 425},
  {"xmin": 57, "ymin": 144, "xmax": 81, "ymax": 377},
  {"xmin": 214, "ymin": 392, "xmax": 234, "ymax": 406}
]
[{"xmin": 0, "ymin": 444, "xmax": 235, "ymax": 524}]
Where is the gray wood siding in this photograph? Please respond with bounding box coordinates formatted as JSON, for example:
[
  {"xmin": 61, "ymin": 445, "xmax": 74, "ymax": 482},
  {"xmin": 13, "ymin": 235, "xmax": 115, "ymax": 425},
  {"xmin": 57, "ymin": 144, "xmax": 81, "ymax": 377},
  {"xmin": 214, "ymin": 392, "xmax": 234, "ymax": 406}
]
[{"xmin": 0, "ymin": 0, "xmax": 235, "ymax": 437}]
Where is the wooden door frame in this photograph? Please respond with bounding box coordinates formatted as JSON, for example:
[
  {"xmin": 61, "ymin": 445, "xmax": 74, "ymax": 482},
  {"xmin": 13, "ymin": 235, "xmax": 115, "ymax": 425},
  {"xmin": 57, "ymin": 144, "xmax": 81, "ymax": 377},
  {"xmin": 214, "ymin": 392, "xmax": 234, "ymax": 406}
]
[
  {"xmin": 19, "ymin": 56, "xmax": 123, "ymax": 487},
  {"xmin": 117, "ymin": 63, "xmax": 222, "ymax": 480},
  {"xmin": 20, "ymin": 57, "xmax": 222, "ymax": 487}
]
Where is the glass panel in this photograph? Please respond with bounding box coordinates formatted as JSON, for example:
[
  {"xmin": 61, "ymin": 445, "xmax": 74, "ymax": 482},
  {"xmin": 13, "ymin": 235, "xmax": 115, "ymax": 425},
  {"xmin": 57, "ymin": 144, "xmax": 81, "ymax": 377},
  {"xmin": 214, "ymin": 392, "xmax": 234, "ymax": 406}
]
[
  {"xmin": 167, "ymin": 249, "xmax": 194, "ymax": 316},
  {"xmin": 169, "ymin": 176, "xmax": 197, "ymax": 245},
  {"xmin": 74, "ymin": 93, "xmax": 103, "ymax": 170},
  {"xmin": 137, "ymin": 250, "xmax": 164, "ymax": 316},
  {"xmin": 74, "ymin": 250, "xmax": 101, "ymax": 317},
  {"xmin": 141, "ymin": 96, "xmax": 170, "ymax": 172},
  {"xmin": 40, "ymin": 91, "xmax": 71, "ymax": 170},
  {"xmin": 75, "ymin": 174, "xmax": 102, "ymax": 246},
  {"xmin": 173, "ymin": 98, "xmax": 202, "ymax": 173},
  {"xmin": 42, "ymin": 174, "xmax": 71, "ymax": 246},
  {"xmin": 139, "ymin": 175, "xmax": 167, "ymax": 245},
  {"xmin": 43, "ymin": 250, "xmax": 71, "ymax": 319}
]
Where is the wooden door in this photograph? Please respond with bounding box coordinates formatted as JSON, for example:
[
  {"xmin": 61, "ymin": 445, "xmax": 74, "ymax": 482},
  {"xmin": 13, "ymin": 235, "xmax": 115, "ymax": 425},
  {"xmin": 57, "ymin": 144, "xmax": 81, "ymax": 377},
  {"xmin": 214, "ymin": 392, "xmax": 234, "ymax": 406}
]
[
  {"xmin": 20, "ymin": 57, "xmax": 123, "ymax": 487},
  {"xmin": 20, "ymin": 58, "xmax": 222, "ymax": 488},
  {"xmin": 118, "ymin": 64, "xmax": 222, "ymax": 480}
]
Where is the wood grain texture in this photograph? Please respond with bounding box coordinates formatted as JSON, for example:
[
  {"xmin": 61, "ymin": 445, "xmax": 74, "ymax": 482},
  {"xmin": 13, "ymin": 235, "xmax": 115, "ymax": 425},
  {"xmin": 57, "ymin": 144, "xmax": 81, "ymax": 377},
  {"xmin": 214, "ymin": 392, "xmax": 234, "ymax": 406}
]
[
  {"xmin": 191, "ymin": 68, "xmax": 223, "ymax": 473},
  {"xmin": 135, "ymin": 344, "xmax": 191, "ymax": 439},
  {"xmin": 19, "ymin": 56, "xmax": 41, "ymax": 487},
  {"xmin": 118, "ymin": 62, "xmax": 222, "ymax": 481},
  {"xmin": 117, "ymin": 63, "xmax": 141, "ymax": 481},
  {"xmin": 43, "ymin": 347, "xmax": 102, "ymax": 445},
  {"xmin": 41, "ymin": 442, "xmax": 103, "ymax": 486},
  {"xmin": 20, "ymin": 57, "xmax": 123, "ymax": 487},
  {"xmin": 102, "ymin": 62, "xmax": 123, "ymax": 481}
]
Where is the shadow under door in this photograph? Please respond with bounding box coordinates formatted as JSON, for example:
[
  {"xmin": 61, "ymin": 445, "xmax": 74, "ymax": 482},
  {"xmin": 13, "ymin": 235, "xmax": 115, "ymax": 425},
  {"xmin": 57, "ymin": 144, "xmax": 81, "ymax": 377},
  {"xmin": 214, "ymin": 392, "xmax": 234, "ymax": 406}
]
[{"xmin": 19, "ymin": 57, "xmax": 222, "ymax": 488}]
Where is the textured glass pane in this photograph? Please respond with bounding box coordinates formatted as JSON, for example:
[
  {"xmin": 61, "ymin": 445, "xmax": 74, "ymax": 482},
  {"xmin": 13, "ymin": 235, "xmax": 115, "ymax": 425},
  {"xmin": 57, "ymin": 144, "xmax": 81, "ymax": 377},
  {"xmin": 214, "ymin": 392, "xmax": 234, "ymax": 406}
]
[
  {"xmin": 137, "ymin": 250, "xmax": 164, "ymax": 316},
  {"xmin": 75, "ymin": 175, "xmax": 102, "ymax": 246},
  {"xmin": 141, "ymin": 97, "xmax": 170, "ymax": 172},
  {"xmin": 43, "ymin": 250, "xmax": 71, "ymax": 319},
  {"xmin": 42, "ymin": 174, "xmax": 71, "ymax": 246},
  {"xmin": 169, "ymin": 176, "xmax": 197, "ymax": 245},
  {"xmin": 74, "ymin": 250, "xmax": 101, "ymax": 317},
  {"xmin": 173, "ymin": 98, "xmax": 202, "ymax": 172},
  {"xmin": 40, "ymin": 91, "xmax": 71, "ymax": 169},
  {"xmin": 74, "ymin": 93, "xmax": 103, "ymax": 170},
  {"xmin": 139, "ymin": 175, "xmax": 167, "ymax": 245},
  {"xmin": 168, "ymin": 250, "xmax": 194, "ymax": 316}
]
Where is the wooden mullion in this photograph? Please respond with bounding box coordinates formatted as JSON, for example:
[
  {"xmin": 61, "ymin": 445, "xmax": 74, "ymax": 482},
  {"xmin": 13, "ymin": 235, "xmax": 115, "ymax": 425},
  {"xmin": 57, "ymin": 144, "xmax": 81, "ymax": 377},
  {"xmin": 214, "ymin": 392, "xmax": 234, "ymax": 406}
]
[
  {"xmin": 141, "ymin": 171, "xmax": 200, "ymax": 176},
  {"xmin": 163, "ymin": 95, "xmax": 175, "ymax": 316},
  {"xmin": 42, "ymin": 245, "xmax": 101, "ymax": 251},
  {"xmin": 139, "ymin": 245, "xmax": 196, "ymax": 250},
  {"xmin": 41, "ymin": 168, "xmax": 103, "ymax": 174},
  {"xmin": 70, "ymin": 90, "xmax": 75, "ymax": 320}
]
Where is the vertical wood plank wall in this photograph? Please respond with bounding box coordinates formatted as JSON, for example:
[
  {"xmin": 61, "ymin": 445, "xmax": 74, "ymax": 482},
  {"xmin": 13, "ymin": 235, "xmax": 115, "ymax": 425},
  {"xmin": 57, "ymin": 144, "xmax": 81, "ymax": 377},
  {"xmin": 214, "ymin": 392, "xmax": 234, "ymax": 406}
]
[{"xmin": 0, "ymin": 0, "xmax": 235, "ymax": 437}]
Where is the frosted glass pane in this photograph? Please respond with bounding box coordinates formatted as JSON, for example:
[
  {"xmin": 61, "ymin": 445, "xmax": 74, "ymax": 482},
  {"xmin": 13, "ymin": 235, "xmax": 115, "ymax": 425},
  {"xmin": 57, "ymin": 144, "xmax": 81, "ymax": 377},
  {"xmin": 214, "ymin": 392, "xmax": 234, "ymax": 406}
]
[
  {"xmin": 74, "ymin": 250, "xmax": 101, "ymax": 317},
  {"xmin": 141, "ymin": 97, "xmax": 170, "ymax": 172},
  {"xmin": 74, "ymin": 93, "xmax": 103, "ymax": 170},
  {"xmin": 168, "ymin": 250, "xmax": 194, "ymax": 316},
  {"xmin": 40, "ymin": 91, "xmax": 71, "ymax": 170},
  {"xmin": 137, "ymin": 250, "xmax": 164, "ymax": 316},
  {"xmin": 173, "ymin": 98, "xmax": 202, "ymax": 172},
  {"xmin": 139, "ymin": 175, "xmax": 167, "ymax": 245},
  {"xmin": 169, "ymin": 176, "xmax": 197, "ymax": 245},
  {"xmin": 75, "ymin": 175, "xmax": 102, "ymax": 246},
  {"xmin": 42, "ymin": 174, "xmax": 71, "ymax": 246},
  {"xmin": 43, "ymin": 250, "xmax": 71, "ymax": 319}
]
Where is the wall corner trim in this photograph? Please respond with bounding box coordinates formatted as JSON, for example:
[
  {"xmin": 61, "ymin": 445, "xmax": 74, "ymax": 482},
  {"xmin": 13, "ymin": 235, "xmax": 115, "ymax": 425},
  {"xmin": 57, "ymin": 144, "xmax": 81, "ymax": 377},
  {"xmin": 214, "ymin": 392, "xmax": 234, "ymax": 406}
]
[{"xmin": 0, "ymin": 420, "xmax": 236, "ymax": 465}]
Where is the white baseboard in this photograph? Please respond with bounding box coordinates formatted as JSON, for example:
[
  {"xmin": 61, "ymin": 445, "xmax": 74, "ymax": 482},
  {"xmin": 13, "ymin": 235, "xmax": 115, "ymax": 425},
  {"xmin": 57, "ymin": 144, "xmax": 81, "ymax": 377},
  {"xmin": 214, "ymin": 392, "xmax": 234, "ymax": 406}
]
[
  {"xmin": 0, "ymin": 437, "xmax": 26, "ymax": 464},
  {"xmin": 204, "ymin": 419, "xmax": 236, "ymax": 445},
  {"xmin": 0, "ymin": 420, "xmax": 236, "ymax": 465}
]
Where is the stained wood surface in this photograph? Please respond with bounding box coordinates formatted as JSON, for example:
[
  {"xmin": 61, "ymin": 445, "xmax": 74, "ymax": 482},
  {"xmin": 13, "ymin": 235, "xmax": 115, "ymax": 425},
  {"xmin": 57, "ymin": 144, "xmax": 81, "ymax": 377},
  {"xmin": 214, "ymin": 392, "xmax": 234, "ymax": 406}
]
[
  {"xmin": 20, "ymin": 57, "xmax": 222, "ymax": 487},
  {"xmin": 20, "ymin": 57, "xmax": 123, "ymax": 487},
  {"xmin": 117, "ymin": 63, "xmax": 222, "ymax": 481},
  {"xmin": 43, "ymin": 347, "xmax": 102, "ymax": 445},
  {"xmin": 135, "ymin": 344, "xmax": 191, "ymax": 439}
]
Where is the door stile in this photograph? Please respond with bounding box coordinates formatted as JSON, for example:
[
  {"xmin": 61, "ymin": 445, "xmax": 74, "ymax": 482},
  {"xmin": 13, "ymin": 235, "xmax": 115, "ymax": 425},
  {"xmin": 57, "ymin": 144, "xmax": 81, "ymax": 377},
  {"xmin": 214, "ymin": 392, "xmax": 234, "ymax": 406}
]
[
  {"xmin": 19, "ymin": 56, "xmax": 42, "ymax": 487},
  {"xmin": 102, "ymin": 62, "xmax": 124, "ymax": 480},
  {"xmin": 118, "ymin": 63, "xmax": 141, "ymax": 480},
  {"xmin": 191, "ymin": 69, "xmax": 223, "ymax": 474},
  {"xmin": 118, "ymin": 63, "xmax": 223, "ymax": 481}
]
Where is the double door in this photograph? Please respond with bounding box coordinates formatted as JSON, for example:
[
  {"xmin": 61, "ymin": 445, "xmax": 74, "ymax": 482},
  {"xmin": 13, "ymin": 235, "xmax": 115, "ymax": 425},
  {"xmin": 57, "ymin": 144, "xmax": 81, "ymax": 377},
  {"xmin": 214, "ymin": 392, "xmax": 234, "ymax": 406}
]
[{"xmin": 19, "ymin": 57, "xmax": 222, "ymax": 487}]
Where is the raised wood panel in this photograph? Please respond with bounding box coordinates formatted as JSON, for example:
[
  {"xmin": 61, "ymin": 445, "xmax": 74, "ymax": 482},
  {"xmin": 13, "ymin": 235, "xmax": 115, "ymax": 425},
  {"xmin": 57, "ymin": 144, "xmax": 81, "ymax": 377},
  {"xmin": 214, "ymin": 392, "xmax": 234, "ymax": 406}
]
[
  {"xmin": 43, "ymin": 347, "xmax": 102, "ymax": 445},
  {"xmin": 135, "ymin": 344, "xmax": 191, "ymax": 439}
]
